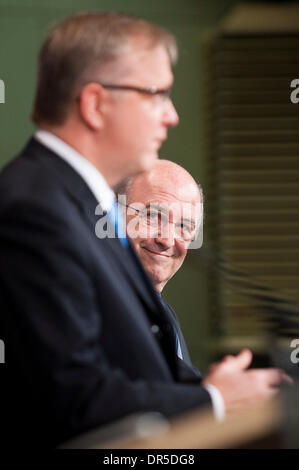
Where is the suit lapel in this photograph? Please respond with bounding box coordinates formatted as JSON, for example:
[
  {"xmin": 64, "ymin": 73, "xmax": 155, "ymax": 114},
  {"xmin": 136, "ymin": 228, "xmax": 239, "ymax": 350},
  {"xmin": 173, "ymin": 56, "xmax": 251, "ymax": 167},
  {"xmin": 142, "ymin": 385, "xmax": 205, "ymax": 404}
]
[
  {"xmin": 160, "ymin": 299, "xmax": 193, "ymax": 366},
  {"xmin": 159, "ymin": 298, "xmax": 203, "ymax": 382},
  {"xmin": 103, "ymin": 233, "xmax": 159, "ymax": 315}
]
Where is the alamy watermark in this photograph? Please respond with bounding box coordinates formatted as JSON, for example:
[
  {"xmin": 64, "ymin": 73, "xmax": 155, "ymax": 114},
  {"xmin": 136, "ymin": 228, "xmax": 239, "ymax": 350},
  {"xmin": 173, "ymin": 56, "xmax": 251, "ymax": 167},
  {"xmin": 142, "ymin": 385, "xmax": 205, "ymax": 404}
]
[
  {"xmin": 290, "ymin": 79, "xmax": 299, "ymax": 104},
  {"xmin": 0, "ymin": 339, "xmax": 4, "ymax": 363},
  {"xmin": 290, "ymin": 339, "xmax": 299, "ymax": 364},
  {"xmin": 0, "ymin": 79, "xmax": 5, "ymax": 104},
  {"xmin": 95, "ymin": 195, "xmax": 204, "ymax": 249}
]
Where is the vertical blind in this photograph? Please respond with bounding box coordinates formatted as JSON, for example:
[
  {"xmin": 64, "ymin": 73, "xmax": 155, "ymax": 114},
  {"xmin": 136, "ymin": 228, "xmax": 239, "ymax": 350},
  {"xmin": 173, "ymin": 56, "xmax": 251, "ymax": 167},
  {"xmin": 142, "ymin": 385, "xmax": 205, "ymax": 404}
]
[{"xmin": 202, "ymin": 17, "xmax": 299, "ymax": 354}]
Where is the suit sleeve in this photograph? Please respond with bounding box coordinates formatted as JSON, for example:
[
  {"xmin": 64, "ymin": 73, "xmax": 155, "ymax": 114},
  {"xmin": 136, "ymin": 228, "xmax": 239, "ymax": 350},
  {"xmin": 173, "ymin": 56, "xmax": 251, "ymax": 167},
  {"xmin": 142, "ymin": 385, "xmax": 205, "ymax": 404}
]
[{"xmin": 0, "ymin": 199, "xmax": 211, "ymax": 445}]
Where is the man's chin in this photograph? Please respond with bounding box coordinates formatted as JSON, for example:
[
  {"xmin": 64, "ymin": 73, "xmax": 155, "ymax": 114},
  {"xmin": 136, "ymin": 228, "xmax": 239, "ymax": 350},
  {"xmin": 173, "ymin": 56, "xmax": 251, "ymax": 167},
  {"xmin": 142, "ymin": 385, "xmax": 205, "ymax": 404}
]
[
  {"xmin": 139, "ymin": 150, "xmax": 159, "ymax": 173},
  {"xmin": 147, "ymin": 267, "xmax": 165, "ymax": 288}
]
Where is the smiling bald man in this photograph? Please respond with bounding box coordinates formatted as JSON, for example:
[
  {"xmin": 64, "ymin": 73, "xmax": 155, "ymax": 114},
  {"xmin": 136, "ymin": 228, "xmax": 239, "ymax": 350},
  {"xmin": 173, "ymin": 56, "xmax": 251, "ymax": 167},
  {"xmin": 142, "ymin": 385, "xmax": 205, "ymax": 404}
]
[
  {"xmin": 118, "ymin": 160, "xmax": 291, "ymax": 420},
  {"xmin": 120, "ymin": 159, "xmax": 202, "ymax": 369},
  {"xmin": 124, "ymin": 160, "xmax": 202, "ymax": 293}
]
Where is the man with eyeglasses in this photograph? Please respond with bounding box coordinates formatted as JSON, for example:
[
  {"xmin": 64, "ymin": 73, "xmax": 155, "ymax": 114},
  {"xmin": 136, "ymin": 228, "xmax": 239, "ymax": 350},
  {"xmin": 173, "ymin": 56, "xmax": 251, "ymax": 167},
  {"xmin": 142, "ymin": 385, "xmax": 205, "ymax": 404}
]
[
  {"xmin": 120, "ymin": 160, "xmax": 202, "ymax": 296},
  {"xmin": 118, "ymin": 159, "xmax": 203, "ymax": 367},
  {"xmin": 118, "ymin": 159, "xmax": 292, "ymax": 424}
]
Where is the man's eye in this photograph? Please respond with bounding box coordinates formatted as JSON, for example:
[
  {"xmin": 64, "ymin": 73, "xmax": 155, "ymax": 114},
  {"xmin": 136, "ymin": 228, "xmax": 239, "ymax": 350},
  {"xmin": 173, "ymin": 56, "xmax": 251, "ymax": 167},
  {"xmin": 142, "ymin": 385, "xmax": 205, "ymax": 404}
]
[
  {"xmin": 180, "ymin": 224, "xmax": 194, "ymax": 238},
  {"xmin": 181, "ymin": 225, "xmax": 190, "ymax": 233},
  {"xmin": 146, "ymin": 211, "xmax": 160, "ymax": 222}
]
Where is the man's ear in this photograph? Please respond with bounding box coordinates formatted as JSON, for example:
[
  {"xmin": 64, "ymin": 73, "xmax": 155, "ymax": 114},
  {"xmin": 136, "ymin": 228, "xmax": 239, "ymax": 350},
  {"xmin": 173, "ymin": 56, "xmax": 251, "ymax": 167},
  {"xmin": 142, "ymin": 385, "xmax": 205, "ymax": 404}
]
[{"xmin": 78, "ymin": 82, "xmax": 107, "ymax": 130}]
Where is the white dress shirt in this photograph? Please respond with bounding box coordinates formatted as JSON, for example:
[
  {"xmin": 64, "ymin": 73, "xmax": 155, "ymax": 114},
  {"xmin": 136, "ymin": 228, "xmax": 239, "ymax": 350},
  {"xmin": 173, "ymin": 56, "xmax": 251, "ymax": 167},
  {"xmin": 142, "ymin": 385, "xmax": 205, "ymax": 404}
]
[{"xmin": 35, "ymin": 129, "xmax": 115, "ymax": 211}]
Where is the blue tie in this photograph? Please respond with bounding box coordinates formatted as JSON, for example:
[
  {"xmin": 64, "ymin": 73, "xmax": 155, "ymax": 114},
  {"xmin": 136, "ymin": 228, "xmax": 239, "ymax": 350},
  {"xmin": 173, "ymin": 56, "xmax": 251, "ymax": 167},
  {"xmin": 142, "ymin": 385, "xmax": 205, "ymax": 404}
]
[
  {"xmin": 175, "ymin": 334, "xmax": 183, "ymax": 360},
  {"xmin": 108, "ymin": 201, "xmax": 129, "ymax": 248}
]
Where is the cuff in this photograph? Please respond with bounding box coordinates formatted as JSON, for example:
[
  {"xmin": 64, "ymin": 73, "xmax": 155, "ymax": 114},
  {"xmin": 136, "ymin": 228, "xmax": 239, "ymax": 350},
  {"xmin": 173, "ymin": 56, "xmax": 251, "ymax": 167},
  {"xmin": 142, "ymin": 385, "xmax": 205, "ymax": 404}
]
[{"xmin": 203, "ymin": 384, "xmax": 226, "ymax": 422}]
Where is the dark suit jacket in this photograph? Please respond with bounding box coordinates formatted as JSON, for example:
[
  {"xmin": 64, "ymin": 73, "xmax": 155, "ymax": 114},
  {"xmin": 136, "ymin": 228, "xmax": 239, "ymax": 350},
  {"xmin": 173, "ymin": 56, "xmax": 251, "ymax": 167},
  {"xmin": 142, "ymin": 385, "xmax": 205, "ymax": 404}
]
[
  {"xmin": 0, "ymin": 138, "xmax": 211, "ymax": 448},
  {"xmin": 160, "ymin": 297, "xmax": 202, "ymax": 377}
]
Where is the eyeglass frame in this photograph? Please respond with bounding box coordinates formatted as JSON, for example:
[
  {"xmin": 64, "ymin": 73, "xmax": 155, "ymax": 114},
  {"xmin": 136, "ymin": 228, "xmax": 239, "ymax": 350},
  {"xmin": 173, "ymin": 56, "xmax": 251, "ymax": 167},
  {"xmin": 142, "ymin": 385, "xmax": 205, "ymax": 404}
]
[
  {"xmin": 76, "ymin": 82, "xmax": 173, "ymax": 105},
  {"xmin": 100, "ymin": 83, "xmax": 172, "ymax": 100},
  {"xmin": 119, "ymin": 202, "xmax": 199, "ymax": 243}
]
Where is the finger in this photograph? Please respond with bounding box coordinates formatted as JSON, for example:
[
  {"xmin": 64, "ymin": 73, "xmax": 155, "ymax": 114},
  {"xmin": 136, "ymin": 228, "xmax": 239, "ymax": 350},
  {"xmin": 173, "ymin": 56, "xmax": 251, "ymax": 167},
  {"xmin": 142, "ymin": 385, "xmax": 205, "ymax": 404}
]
[
  {"xmin": 233, "ymin": 348, "xmax": 253, "ymax": 371},
  {"xmin": 281, "ymin": 372, "xmax": 293, "ymax": 385},
  {"xmin": 217, "ymin": 349, "xmax": 253, "ymax": 373},
  {"xmin": 222, "ymin": 355, "xmax": 234, "ymax": 362},
  {"xmin": 262, "ymin": 368, "xmax": 292, "ymax": 387}
]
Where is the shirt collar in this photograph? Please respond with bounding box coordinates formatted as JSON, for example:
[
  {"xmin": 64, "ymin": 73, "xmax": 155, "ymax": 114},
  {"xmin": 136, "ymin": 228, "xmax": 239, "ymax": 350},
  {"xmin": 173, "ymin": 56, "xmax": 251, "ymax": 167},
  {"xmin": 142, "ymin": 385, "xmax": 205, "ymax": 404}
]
[{"xmin": 34, "ymin": 129, "xmax": 115, "ymax": 211}]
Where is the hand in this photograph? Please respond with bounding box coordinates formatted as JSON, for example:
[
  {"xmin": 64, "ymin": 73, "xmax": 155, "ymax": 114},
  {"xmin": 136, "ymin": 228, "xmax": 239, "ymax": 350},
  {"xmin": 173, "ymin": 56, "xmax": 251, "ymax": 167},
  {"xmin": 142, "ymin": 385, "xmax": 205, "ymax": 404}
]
[{"xmin": 203, "ymin": 348, "xmax": 292, "ymax": 413}]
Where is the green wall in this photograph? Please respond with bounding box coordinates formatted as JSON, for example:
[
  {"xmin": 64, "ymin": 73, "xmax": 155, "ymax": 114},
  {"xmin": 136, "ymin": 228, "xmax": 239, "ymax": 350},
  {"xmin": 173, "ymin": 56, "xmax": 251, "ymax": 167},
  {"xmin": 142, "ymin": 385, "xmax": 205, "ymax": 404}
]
[{"xmin": 0, "ymin": 0, "xmax": 238, "ymax": 371}]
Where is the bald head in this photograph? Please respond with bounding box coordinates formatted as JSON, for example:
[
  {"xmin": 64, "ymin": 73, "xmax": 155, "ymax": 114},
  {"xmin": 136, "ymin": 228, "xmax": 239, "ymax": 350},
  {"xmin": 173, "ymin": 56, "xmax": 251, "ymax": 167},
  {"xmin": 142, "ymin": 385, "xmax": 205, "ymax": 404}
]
[
  {"xmin": 126, "ymin": 160, "xmax": 201, "ymax": 208},
  {"xmin": 121, "ymin": 160, "xmax": 202, "ymax": 292}
]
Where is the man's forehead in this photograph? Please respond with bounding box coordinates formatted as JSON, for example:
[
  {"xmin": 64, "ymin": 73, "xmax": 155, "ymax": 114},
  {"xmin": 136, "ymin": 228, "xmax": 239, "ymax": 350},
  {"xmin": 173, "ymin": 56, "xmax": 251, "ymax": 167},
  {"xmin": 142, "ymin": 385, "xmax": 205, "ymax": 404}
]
[
  {"xmin": 118, "ymin": 44, "xmax": 173, "ymax": 84},
  {"xmin": 145, "ymin": 200, "xmax": 200, "ymax": 213},
  {"xmin": 98, "ymin": 42, "xmax": 173, "ymax": 86},
  {"xmin": 130, "ymin": 179, "xmax": 201, "ymax": 226},
  {"xmin": 130, "ymin": 177, "xmax": 200, "ymax": 204}
]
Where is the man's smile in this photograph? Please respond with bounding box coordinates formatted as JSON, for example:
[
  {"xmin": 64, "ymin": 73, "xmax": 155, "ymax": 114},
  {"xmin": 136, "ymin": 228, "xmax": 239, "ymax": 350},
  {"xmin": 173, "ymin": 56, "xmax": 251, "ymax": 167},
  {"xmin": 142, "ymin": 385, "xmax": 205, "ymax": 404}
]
[{"xmin": 142, "ymin": 246, "xmax": 172, "ymax": 259}]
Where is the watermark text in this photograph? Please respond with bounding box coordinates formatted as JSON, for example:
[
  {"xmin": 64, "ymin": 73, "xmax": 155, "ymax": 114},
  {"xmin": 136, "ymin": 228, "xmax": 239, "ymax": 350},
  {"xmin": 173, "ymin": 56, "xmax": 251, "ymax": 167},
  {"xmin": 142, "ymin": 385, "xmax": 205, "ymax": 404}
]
[
  {"xmin": 290, "ymin": 79, "xmax": 299, "ymax": 104},
  {"xmin": 0, "ymin": 339, "xmax": 5, "ymax": 363},
  {"xmin": 0, "ymin": 79, "xmax": 5, "ymax": 104},
  {"xmin": 95, "ymin": 195, "xmax": 203, "ymax": 249},
  {"xmin": 290, "ymin": 339, "xmax": 299, "ymax": 364}
]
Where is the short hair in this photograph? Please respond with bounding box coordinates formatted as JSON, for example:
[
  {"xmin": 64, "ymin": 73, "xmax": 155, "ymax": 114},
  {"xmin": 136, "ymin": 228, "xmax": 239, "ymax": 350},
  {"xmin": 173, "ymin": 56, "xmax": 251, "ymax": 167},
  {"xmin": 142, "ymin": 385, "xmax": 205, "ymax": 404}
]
[{"xmin": 32, "ymin": 11, "xmax": 178, "ymax": 126}]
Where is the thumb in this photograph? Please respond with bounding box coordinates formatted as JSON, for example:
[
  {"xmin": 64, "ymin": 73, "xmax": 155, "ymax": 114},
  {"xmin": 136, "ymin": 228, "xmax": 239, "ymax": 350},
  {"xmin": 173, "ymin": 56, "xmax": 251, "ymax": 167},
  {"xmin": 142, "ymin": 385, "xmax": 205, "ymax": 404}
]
[{"xmin": 233, "ymin": 348, "xmax": 253, "ymax": 371}]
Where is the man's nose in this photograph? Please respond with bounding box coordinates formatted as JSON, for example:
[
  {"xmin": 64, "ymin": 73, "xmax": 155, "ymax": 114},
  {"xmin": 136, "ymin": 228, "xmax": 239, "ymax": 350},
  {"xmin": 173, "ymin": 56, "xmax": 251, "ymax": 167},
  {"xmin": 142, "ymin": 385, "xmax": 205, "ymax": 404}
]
[
  {"xmin": 155, "ymin": 223, "xmax": 176, "ymax": 249},
  {"xmin": 162, "ymin": 98, "xmax": 179, "ymax": 127}
]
